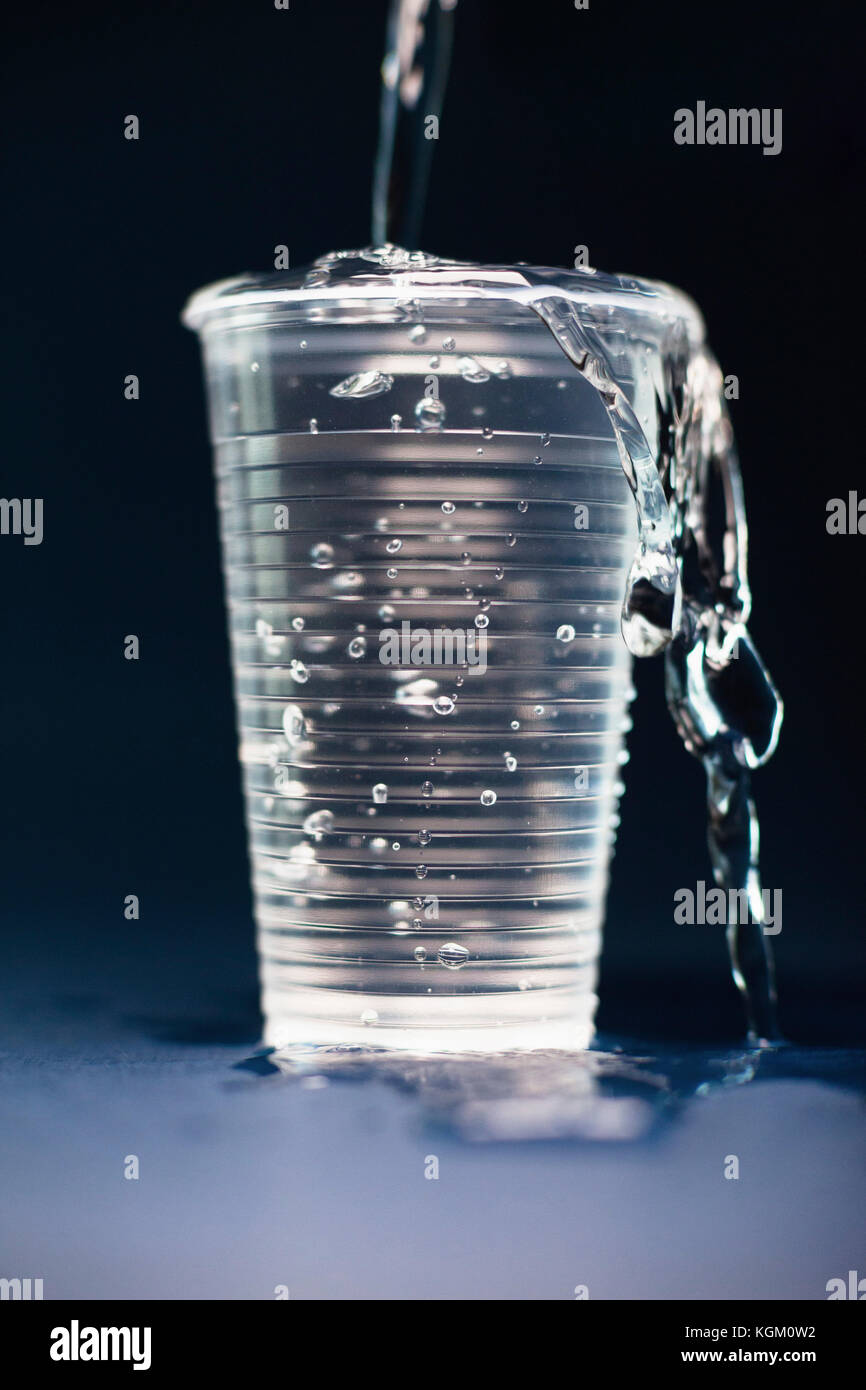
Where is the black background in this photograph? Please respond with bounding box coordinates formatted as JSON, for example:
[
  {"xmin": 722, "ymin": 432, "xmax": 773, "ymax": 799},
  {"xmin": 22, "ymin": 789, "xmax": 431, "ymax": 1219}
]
[{"xmin": 1, "ymin": 0, "xmax": 862, "ymax": 1046}]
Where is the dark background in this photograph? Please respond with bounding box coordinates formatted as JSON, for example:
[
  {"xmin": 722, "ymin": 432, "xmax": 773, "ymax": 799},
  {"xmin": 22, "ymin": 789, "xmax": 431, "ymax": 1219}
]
[{"xmin": 1, "ymin": 0, "xmax": 862, "ymax": 1049}]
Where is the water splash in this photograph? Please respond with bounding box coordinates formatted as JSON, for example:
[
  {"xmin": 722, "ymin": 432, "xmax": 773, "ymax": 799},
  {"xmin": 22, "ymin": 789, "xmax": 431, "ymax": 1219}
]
[{"xmin": 516, "ymin": 277, "xmax": 783, "ymax": 1041}]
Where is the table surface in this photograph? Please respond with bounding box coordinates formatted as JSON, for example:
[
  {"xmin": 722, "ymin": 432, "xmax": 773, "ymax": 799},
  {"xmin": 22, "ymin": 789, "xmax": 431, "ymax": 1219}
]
[{"xmin": 2, "ymin": 934, "xmax": 864, "ymax": 1302}]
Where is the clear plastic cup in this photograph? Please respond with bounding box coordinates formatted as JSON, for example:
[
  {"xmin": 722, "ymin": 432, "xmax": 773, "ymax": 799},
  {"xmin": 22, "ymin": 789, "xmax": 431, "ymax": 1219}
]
[{"xmin": 183, "ymin": 250, "xmax": 644, "ymax": 1052}]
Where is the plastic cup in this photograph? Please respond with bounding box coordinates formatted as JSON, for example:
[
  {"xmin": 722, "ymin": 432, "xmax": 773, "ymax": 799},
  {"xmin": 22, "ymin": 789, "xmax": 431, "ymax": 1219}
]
[{"xmin": 183, "ymin": 251, "xmax": 642, "ymax": 1052}]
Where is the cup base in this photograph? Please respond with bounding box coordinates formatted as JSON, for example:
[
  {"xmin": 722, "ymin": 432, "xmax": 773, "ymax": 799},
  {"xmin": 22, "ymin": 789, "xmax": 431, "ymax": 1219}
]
[{"xmin": 261, "ymin": 988, "xmax": 597, "ymax": 1054}]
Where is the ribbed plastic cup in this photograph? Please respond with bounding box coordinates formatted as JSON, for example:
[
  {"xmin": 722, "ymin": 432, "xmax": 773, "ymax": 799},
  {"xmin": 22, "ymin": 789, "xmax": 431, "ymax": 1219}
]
[{"xmin": 183, "ymin": 252, "xmax": 638, "ymax": 1052}]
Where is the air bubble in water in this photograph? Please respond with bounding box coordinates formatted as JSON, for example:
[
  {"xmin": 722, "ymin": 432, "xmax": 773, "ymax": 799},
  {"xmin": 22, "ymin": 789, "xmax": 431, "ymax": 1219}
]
[
  {"xmin": 442, "ymin": 336, "xmax": 456, "ymax": 351},
  {"xmin": 329, "ymin": 370, "xmax": 393, "ymax": 399},
  {"xmin": 415, "ymin": 864, "xmax": 428, "ymax": 879},
  {"xmin": 372, "ymin": 783, "xmax": 388, "ymax": 804},
  {"xmin": 504, "ymin": 753, "xmax": 517, "ymax": 772},
  {"xmin": 309, "ymin": 418, "xmax": 318, "ymax": 434},
  {"xmin": 482, "ymin": 426, "xmax": 494, "ymax": 441},
  {"xmin": 414, "ymin": 946, "xmax": 427, "ymax": 962},
  {"xmin": 290, "ymin": 659, "xmax": 309, "ymax": 684},
  {"xmin": 360, "ymin": 1009, "xmax": 379, "ymax": 1025},
  {"xmin": 433, "ymin": 695, "xmax": 455, "ymax": 715},
  {"xmin": 438, "ymin": 943, "xmax": 469, "ymax": 969},
  {"xmin": 421, "ymin": 780, "xmax": 434, "ymax": 797},
  {"xmin": 441, "ymin": 501, "xmax": 455, "ymax": 514},
  {"xmin": 474, "ymin": 613, "xmax": 489, "ymax": 629},
  {"xmin": 457, "ymin": 355, "xmax": 489, "ymax": 383},
  {"xmin": 517, "ymin": 500, "xmax": 528, "ymax": 513},
  {"xmin": 379, "ymin": 604, "xmax": 396, "ymax": 622},
  {"xmin": 283, "ymin": 704, "xmax": 306, "ymax": 744},
  {"xmin": 408, "ymin": 325, "xmax": 427, "ymax": 343},
  {"xmin": 418, "ymin": 829, "xmax": 431, "ymax": 846},
  {"xmin": 556, "ymin": 624, "xmax": 576, "ymax": 642},
  {"xmin": 303, "ymin": 808, "xmax": 334, "ymax": 840},
  {"xmin": 510, "ymin": 719, "xmax": 520, "ymax": 731},
  {"xmin": 540, "ymin": 432, "xmax": 551, "ymax": 447},
  {"xmin": 291, "ymin": 616, "xmax": 305, "ymax": 631},
  {"xmin": 415, "ymin": 397, "xmax": 446, "ymax": 430},
  {"xmin": 385, "ymin": 538, "xmax": 402, "ymax": 554},
  {"xmin": 386, "ymin": 567, "xmax": 398, "ymax": 579},
  {"xmin": 480, "ymin": 789, "xmax": 497, "ymax": 806},
  {"xmin": 311, "ymin": 542, "xmax": 334, "ymax": 568},
  {"xmin": 495, "ymin": 360, "xmax": 512, "ymax": 379},
  {"xmin": 390, "ymin": 413, "xmax": 402, "ymax": 431},
  {"xmin": 347, "ymin": 636, "xmax": 366, "ymax": 659}
]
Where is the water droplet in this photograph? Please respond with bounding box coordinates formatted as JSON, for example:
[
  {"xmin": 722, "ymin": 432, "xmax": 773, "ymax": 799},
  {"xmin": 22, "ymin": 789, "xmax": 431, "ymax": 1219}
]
[
  {"xmin": 517, "ymin": 500, "xmax": 528, "ymax": 513},
  {"xmin": 414, "ymin": 946, "xmax": 427, "ymax": 962},
  {"xmin": 460, "ymin": 552, "xmax": 472, "ymax": 565},
  {"xmin": 438, "ymin": 942, "xmax": 469, "ymax": 969},
  {"xmin": 433, "ymin": 695, "xmax": 455, "ymax": 715},
  {"xmin": 482, "ymin": 426, "xmax": 494, "ymax": 441},
  {"xmin": 408, "ymin": 324, "xmax": 427, "ymax": 343},
  {"xmin": 480, "ymin": 789, "xmax": 497, "ymax": 806},
  {"xmin": 441, "ymin": 500, "xmax": 455, "ymax": 514},
  {"xmin": 330, "ymin": 370, "xmax": 393, "ymax": 399},
  {"xmin": 347, "ymin": 635, "xmax": 366, "ymax": 659},
  {"xmin": 418, "ymin": 829, "xmax": 431, "ymax": 846},
  {"xmin": 372, "ymin": 783, "xmax": 388, "ymax": 804},
  {"xmin": 421, "ymin": 780, "xmax": 434, "ymax": 797},
  {"xmin": 290, "ymin": 659, "xmax": 309, "ymax": 684},
  {"xmin": 556, "ymin": 624, "xmax": 576, "ymax": 642},
  {"xmin": 385, "ymin": 538, "xmax": 402, "ymax": 554},
  {"xmin": 390, "ymin": 413, "xmax": 402, "ymax": 431},
  {"xmin": 494, "ymin": 360, "xmax": 512, "ymax": 379},
  {"xmin": 311, "ymin": 542, "xmax": 334, "ymax": 568},
  {"xmin": 308, "ymin": 418, "xmax": 318, "ymax": 433},
  {"xmin": 415, "ymin": 397, "xmax": 446, "ymax": 430},
  {"xmin": 457, "ymin": 355, "xmax": 489, "ymax": 383}
]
